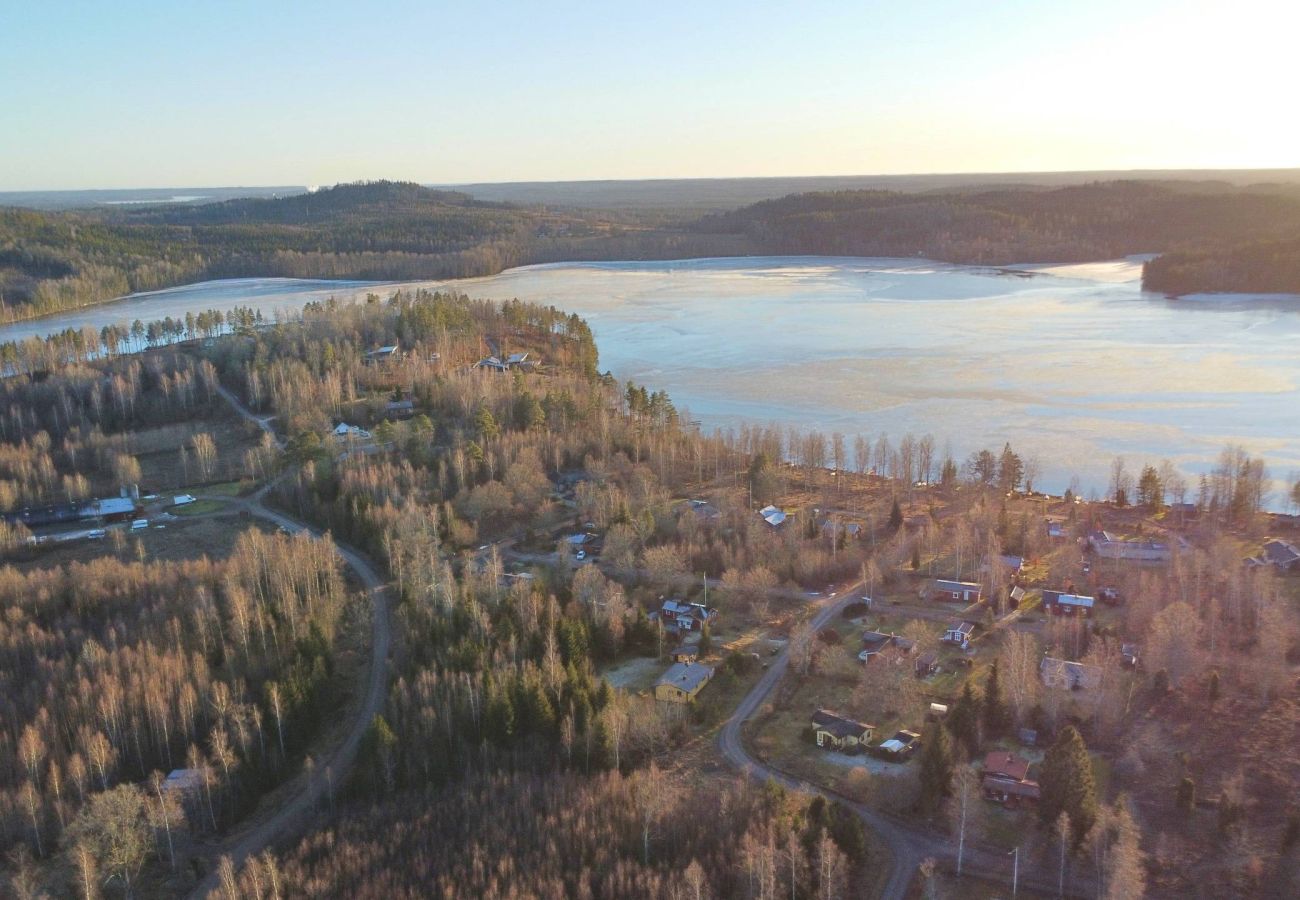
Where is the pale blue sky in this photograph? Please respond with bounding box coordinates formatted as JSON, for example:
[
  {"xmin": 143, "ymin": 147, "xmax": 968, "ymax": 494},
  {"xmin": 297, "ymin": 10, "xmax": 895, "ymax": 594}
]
[{"xmin": 1, "ymin": 0, "xmax": 1294, "ymax": 189}]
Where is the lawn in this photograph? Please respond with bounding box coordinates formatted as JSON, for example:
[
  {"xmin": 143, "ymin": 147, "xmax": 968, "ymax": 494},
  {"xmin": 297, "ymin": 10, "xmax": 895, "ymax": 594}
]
[
  {"xmin": 201, "ymin": 479, "xmax": 249, "ymax": 497},
  {"xmin": 173, "ymin": 498, "xmax": 228, "ymax": 516},
  {"xmin": 129, "ymin": 413, "xmax": 265, "ymax": 492},
  {"xmin": 747, "ymin": 673, "xmax": 917, "ymax": 797},
  {"xmin": 600, "ymin": 656, "xmax": 662, "ymax": 692},
  {"xmin": 6, "ymin": 516, "xmax": 277, "ymax": 570}
]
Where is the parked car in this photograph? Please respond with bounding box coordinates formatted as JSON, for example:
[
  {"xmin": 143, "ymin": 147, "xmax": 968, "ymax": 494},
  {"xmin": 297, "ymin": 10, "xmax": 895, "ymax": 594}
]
[{"xmin": 575, "ymin": 549, "xmax": 586, "ymax": 561}]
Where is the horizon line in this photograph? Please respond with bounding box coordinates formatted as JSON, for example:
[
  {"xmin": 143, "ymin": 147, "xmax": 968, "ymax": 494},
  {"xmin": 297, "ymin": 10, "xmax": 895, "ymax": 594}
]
[{"xmin": 5, "ymin": 164, "xmax": 1300, "ymax": 195}]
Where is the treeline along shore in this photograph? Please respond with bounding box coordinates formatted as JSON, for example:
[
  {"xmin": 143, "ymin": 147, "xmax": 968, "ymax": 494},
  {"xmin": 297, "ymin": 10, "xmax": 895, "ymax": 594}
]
[{"xmin": 4, "ymin": 178, "xmax": 1300, "ymax": 323}]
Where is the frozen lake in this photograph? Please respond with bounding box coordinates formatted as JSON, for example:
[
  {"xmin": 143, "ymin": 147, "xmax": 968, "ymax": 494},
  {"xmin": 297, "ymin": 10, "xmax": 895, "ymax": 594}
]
[{"xmin": 5, "ymin": 257, "xmax": 1298, "ymax": 501}]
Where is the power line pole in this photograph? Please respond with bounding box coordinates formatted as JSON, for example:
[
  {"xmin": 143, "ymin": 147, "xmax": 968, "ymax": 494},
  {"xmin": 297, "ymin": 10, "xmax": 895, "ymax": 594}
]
[{"xmin": 1009, "ymin": 846, "xmax": 1019, "ymax": 898}]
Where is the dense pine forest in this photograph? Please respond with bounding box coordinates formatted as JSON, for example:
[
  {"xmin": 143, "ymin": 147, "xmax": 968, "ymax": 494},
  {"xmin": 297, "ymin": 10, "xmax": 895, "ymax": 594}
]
[
  {"xmin": 5, "ymin": 179, "xmax": 1300, "ymax": 322},
  {"xmin": 1141, "ymin": 236, "xmax": 1300, "ymax": 295},
  {"xmin": 696, "ymin": 181, "xmax": 1300, "ymax": 277}
]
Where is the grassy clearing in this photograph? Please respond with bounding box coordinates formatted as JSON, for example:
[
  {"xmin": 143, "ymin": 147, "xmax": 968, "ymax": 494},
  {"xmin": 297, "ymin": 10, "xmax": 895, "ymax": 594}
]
[
  {"xmin": 601, "ymin": 656, "xmax": 662, "ymax": 692},
  {"xmin": 132, "ymin": 413, "xmax": 265, "ymax": 491},
  {"xmin": 6, "ymin": 517, "xmax": 277, "ymax": 571},
  {"xmin": 173, "ymin": 498, "xmax": 228, "ymax": 516},
  {"xmin": 202, "ymin": 479, "xmax": 249, "ymax": 497}
]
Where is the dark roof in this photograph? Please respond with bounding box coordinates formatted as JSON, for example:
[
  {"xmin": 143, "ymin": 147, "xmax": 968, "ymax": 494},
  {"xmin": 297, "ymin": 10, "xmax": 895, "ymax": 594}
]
[
  {"xmin": 811, "ymin": 709, "xmax": 873, "ymax": 739},
  {"xmin": 983, "ymin": 776, "xmax": 1041, "ymax": 799},
  {"xmin": 1263, "ymin": 540, "xmax": 1300, "ymax": 565},
  {"xmin": 861, "ymin": 631, "xmax": 894, "ymax": 652},
  {"xmin": 1042, "ymin": 590, "xmax": 1094, "ymax": 609}
]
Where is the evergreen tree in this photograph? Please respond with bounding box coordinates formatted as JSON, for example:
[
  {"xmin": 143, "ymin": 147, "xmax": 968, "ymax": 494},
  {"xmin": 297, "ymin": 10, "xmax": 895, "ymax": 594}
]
[
  {"xmin": 484, "ymin": 676, "xmax": 516, "ymax": 746},
  {"xmin": 888, "ymin": 499, "xmax": 904, "ymax": 531},
  {"xmin": 591, "ymin": 716, "xmax": 615, "ymax": 771},
  {"xmin": 998, "ymin": 443, "xmax": 1024, "ymax": 493},
  {"xmin": 918, "ymin": 723, "xmax": 954, "ymax": 813},
  {"xmin": 474, "ymin": 406, "xmax": 500, "ymax": 441},
  {"xmin": 946, "ymin": 681, "xmax": 981, "ymax": 760},
  {"xmin": 1137, "ymin": 465, "xmax": 1164, "ymax": 510},
  {"xmin": 1176, "ymin": 776, "xmax": 1196, "ymax": 812},
  {"xmin": 940, "ymin": 457, "xmax": 959, "ymax": 491},
  {"xmin": 1039, "ymin": 725, "xmax": 1097, "ymax": 847},
  {"xmin": 522, "ymin": 679, "xmax": 557, "ymax": 740},
  {"xmin": 982, "ymin": 660, "xmax": 1009, "ymax": 737},
  {"xmin": 698, "ymin": 622, "xmax": 713, "ymax": 656},
  {"xmin": 827, "ymin": 804, "xmax": 868, "ymax": 862},
  {"xmin": 517, "ymin": 392, "xmax": 545, "ymax": 430}
]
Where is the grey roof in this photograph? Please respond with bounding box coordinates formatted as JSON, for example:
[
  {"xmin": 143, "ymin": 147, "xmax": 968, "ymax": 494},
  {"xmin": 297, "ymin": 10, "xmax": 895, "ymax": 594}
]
[
  {"xmin": 861, "ymin": 630, "xmax": 894, "ymax": 652},
  {"xmin": 162, "ymin": 768, "xmax": 204, "ymax": 791},
  {"xmin": 90, "ymin": 497, "xmax": 137, "ymax": 516},
  {"xmin": 1042, "ymin": 590, "xmax": 1094, "ymax": 609},
  {"xmin": 1263, "ymin": 540, "xmax": 1300, "ymax": 565},
  {"xmin": 1040, "ymin": 656, "xmax": 1102, "ymax": 690},
  {"xmin": 657, "ymin": 662, "xmax": 713, "ymax": 693}
]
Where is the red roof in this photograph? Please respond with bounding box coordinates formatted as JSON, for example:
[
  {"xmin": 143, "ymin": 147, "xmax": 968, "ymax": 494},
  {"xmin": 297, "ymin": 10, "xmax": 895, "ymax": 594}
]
[
  {"xmin": 983, "ymin": 775, "xmax": 1040, "ymax": 799},
  {"xmin": 983, "ymin": 751, "xmax": 1030, "ymax": 782}
]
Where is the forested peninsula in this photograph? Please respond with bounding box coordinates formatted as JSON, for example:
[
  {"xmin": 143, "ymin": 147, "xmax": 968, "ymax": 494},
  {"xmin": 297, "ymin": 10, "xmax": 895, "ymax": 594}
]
[{"xmin": 4, "ymin": 178, "xmax": 1300, "ymax": 320}]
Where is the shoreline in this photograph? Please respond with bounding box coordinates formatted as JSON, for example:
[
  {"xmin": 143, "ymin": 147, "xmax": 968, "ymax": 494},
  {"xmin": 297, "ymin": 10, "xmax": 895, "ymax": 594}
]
[
  {"xmin": 6, "ymin": 252, "xmax": 1299, "ymax": 333},
  {"xmin": 0, "ymin": 253, "xmax": 1174, "ymax": 332}
]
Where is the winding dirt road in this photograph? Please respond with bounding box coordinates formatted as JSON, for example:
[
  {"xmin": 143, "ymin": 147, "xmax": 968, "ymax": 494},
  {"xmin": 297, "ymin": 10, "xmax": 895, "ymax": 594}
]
[
  {"xmin": 186, "ymin": 389, "xmax": 392, "ymax": 898},
  {"xmin": 718, "ymin": 591, "xmax": 927, "ymax": 899},
  {"xmin": 717, "ymin": 589, "xmax": 1085, "ymax": 899}
]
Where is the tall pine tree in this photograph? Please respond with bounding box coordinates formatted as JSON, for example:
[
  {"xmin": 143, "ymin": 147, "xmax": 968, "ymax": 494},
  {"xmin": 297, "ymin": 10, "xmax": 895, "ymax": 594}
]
[
  {"xmin": 946, "ymin": 681, "xmax": 982, "ymax": 761},
  {"xmin": 918, "ymin": 723, "xmax": 954, "ymax": 813},
  {"xmin": 1039, "ymin": 725, "xmax": 1097, "ymax": 847},
  {"xmin": 982, "ymin": 660, "xmax": 1009, "ymax": 737}
]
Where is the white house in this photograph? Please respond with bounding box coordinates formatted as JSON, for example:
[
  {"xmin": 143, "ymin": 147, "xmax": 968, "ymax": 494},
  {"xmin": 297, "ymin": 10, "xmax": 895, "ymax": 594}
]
[{"xmin": 332, "ymin": 423, "xmax": 372, "ymax": 441}]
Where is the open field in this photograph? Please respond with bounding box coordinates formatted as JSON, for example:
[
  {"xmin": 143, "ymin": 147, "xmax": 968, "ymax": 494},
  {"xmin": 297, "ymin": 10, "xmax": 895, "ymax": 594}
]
[{"xmin": 3, "ymin": 514, "xmax": 276, "ymax": 571}]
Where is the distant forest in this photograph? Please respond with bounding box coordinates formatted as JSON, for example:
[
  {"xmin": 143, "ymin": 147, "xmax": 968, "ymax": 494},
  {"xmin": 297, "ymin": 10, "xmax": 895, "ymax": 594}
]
[{"xmin": 4, "ymin": 178, "xmax": 1300, "ymax": 320}]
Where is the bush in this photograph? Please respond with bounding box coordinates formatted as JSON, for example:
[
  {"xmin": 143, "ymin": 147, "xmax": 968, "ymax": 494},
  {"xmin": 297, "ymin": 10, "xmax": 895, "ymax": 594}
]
[
  {"xmin": 1153, "ymin": 668, "xmax": 1171, "ymax": 696},
  {"xmin": 723, "ymin": 651, "xmax": 757, "ymax": 676}
]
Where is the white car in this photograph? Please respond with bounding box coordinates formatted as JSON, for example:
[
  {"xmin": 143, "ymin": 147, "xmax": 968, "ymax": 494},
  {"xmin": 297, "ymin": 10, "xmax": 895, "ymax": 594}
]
[{"xmin": 575, "ymin": 550, "xmax": 587, "ymax": 561}]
